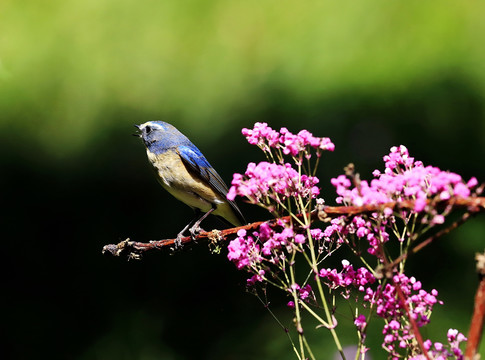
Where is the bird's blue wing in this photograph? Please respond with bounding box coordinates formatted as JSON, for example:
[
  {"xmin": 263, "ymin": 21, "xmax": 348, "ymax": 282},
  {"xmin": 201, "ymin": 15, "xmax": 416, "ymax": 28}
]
[
  {"xmin": 177, "ymin": 145, "xmax": 246, "ymax": 224},
  {"xmin": 177, "ymin": 145, "xmax": 230, "ymax": 197}
]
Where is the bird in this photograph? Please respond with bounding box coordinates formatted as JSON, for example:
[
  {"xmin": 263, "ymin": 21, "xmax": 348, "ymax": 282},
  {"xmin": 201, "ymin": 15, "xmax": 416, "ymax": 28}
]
[{"xmin": 134, "ymin": 121, "xmax": 246, "ymax": 245}]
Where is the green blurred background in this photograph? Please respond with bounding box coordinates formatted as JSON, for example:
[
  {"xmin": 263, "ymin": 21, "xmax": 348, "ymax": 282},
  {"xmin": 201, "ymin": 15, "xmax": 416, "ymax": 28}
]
[{"xmin": 2, "ymin": 0, "xmax": 485, "ymax": 359}]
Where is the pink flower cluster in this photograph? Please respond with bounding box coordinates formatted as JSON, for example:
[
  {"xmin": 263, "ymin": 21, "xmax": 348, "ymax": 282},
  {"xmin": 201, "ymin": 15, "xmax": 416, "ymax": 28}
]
[
  {"xmin": 410, "ymin": 329, "xmax": 467, "ymax": 360},
  {"xmin": 227, "ymin": 222, "xmax": 325, "ymax": 284},
  {"xmin": 228, "ymin": 125, "xmax": 472, "ymax": 359},
  {"xmin": 331, "ymin": 145, "xmax": 478, "ymax": 212},
  {"xmin": 322, "ymin": 215, "xmax": 393, "ymax": 256},
  {"xmin": 319, "ymin": 260, "xmax": 376, "ymax": 297},
  {"xmin": 227, "ymin": 223, "xmax": 293, "ymax": 270},
  {"xmin": 319, "ymin": 261, "xmax": 450, "ymax": 358},
  {"xmin": 242, "ymin": 122, "xmax": 335, "ymax": 157},
  {"xmin": 354, "ymin": 314, "xmax": 367, "ymax": 332},
  {"xmin": 227, "ymin": 161, "xmax": 320, "ymax": 203},
  {"xmin": 370, "ymin": 274, "xmax": 443, "ymax": 358},
  {"xmin": 227, "ymin": 229, "xmax": 262, "ymax": 270},
  {"xmin": 287, "ymin": 283, "xmax": 314, "ymax": 308}
]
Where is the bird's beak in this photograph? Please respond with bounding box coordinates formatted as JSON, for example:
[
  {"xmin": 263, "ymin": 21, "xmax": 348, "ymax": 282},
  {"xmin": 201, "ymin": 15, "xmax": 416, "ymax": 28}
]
[{"xmin": 133, "ymin": 124, "xmax": 141, "ymax": 137}]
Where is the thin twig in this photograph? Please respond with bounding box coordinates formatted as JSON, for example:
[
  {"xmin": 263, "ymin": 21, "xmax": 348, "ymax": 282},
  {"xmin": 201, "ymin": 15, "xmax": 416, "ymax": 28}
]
[
  {"xmin": 386, "ymin": 210, "xmax": 477, "ymax": 272},
  {"xmin": 101, "ymin": 219, "xmax": 280, "ymax": 258}
]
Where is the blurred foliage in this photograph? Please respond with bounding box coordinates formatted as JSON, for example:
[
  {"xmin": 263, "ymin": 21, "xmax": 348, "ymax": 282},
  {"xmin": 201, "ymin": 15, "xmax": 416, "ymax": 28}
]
[
  {"xmin": 2, "ymin": 0, "xmax": 485, "ymax": 156},
  {"xmin": 2, "ymin": 0, "xmax": 485, "ymax": 359}
]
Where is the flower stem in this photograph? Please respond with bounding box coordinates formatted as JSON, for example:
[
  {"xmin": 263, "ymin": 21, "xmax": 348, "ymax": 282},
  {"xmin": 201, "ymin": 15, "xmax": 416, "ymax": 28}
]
[
  {"xmin": 299, "ymin": 300, "xmax": 331, "ymax": 327},
  {"xmin": 289, "ymin": 251, "xmax": 306, "ymax": 359},
  {"xmin": 298, "ymin": 195, "xmax": 346, "ymax": 360}
]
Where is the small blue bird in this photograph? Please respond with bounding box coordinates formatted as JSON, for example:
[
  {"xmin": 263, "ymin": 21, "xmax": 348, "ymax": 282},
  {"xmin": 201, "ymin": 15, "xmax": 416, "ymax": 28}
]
[{"xmin": 135, "ymin": 121, "xmax": 246, "ymax": 244}]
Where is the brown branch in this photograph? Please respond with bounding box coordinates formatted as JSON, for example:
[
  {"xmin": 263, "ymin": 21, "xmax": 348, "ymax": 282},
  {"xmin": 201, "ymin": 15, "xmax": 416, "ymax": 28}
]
[
  {"xmin": 394, "ymin": 281, "xmax": 431, "ymax": 360},
  {"xmin": 102, "ymin": 196, "xmax": 485, "ymax": 258},
  {"xmin": 317, "ymin": 196, "xmax": 485, "ymax": 218},
  {"xmin": 101, "ymin": 218, "xmax": 281, "ymax": 258},
  {"xmin": 465, "ymin": 251, "xmax": 485, "ymax": 360},
  {"xmin": 374, "ymin": 225, "xmax": 431, "ymax": 359}
]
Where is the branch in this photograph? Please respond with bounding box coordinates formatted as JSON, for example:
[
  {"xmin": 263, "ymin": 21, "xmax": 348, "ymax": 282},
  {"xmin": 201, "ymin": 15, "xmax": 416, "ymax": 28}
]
[
  {"xmin": 465, "ymin": 251, "xmax": 485, "ymax": 360},
  {"xmin": 394, "ymin": 281, "xmax": 431, "ymax": 360},
  {"xmin": 101, "ymin": 218, "xmax": 281, "ymax": 259},
  {"xmin": 102, "ymin": 196, "xmax": 485, "ymax": 259},
  {"xmin": 316, "ymin": 196, "xmax": 485, "ymax": 218},
  {"xmin": 374, "ymin": 229, "xmax": 431, "ymax": 359}
]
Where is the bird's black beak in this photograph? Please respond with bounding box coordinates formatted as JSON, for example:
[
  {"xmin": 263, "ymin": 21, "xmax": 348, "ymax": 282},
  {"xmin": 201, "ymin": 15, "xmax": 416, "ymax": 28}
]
[{"xmin": 133, "ymin": 124, "xmax": 141, "ymax": 137}]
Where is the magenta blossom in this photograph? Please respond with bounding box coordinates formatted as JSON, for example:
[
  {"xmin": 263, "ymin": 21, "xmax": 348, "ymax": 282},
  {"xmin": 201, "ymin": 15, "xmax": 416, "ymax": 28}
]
[
  {"xmin": 227, "ymin": 229, "xmax": 261, "ymax": 269},
  {"xmin": 331, "ymin": 145, "xmax": 478, "ymax": 212},
  {"xmin": 242, "ymin": 122, "xmax": 335, "ymax": 158},
  {"xmin": 227, "ymin": 161, "xmax": 320, "ymax": 204},
  {"xmin": 227, "ymin": 221, "xmax": 326, "ymax": 285}
]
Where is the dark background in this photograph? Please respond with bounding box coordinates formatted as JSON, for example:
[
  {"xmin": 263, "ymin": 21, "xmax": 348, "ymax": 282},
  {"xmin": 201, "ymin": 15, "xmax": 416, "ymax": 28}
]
[{"xmin": 2, "ymin": 1, "xmax": 484, "ymax": 359}]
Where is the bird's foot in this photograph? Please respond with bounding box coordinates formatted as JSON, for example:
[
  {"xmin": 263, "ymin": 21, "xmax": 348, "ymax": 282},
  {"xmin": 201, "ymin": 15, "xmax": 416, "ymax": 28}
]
[
  {"xmin": 174, "ymin": 233, "xmax": 185, "ymax": 250},
  {"xmin": 189, "ymin": 225, "xmax": 205, "ymax": 243}
]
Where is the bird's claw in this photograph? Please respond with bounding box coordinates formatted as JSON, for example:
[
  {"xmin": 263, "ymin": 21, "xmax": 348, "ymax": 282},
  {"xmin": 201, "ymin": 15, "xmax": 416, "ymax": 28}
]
[
  {"xmin": 189, "ymin": 225, "xmax": 205, "ymax": 243},
  {"xmin": 174, "ymin": 233, "xmax": 185, "ymax": 249},
  {"xmin": 172, "ymin": 223, "xmax": 207, "ymax": 250}
]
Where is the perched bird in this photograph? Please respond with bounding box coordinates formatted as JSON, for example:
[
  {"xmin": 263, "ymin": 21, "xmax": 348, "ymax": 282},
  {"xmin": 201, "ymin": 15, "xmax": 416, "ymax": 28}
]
[{"xmin": 134, "ymin": 121, "xmax": 246, "ymax": 244}]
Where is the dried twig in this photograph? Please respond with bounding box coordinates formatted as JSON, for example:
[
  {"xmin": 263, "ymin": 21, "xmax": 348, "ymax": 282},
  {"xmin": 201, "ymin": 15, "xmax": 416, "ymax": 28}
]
[{"xmin": 102, "ymin": 196, "xmax": 485, "ymax": 259}]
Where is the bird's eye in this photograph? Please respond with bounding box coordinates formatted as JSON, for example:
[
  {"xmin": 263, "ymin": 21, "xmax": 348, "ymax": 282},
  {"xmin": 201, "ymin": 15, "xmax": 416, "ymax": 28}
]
[{"xmin": 145, "ymin": 126, "xmax": 152, "ymax": 134}]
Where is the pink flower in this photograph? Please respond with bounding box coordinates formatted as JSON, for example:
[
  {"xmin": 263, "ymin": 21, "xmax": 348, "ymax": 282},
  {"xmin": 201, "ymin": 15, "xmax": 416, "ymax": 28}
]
[
  {"xmin": 467, "ymin": 177, "xmax": 478, "ymax": 188},
  {"xmin": 258, "ymin": 222, "xmax": 272, "ymax": 241},
  {"xmin": 299, "ymin": 284, "xmax": 312, "ymax": 300},
  {"xmin": 354, "ymin": 314, "xmax": 367, "ymax": 331},
  {"xmin": 310, "ymin": 228, "xmax": 324, "ymax": 241},
  {"xmin": 294, "ymin": 234, "xmax": 306, "ymax": 244},
  {"xmin": 247, "ymin": 270, "xmax": 266, "ymax": 286},
  {"xmin": 453, "ymin": 182, "xmax": 470, "ymax": 198},
  {"xmin": 431, "ymin": 215, "xmax": 445, "ymax": 225},
  {"xmin": 227, "ymin": 229, "xmax": 261, "ymax": 269},
  {"xmin": 388, "ymin": 320, "xmax": 400, "ymax": 330}
]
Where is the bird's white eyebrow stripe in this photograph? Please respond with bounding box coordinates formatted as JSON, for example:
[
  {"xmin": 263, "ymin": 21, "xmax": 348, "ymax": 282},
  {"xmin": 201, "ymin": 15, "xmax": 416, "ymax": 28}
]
[{"xmin": 139, "ymin": 122, "xmax": 165, "ymax": 131}]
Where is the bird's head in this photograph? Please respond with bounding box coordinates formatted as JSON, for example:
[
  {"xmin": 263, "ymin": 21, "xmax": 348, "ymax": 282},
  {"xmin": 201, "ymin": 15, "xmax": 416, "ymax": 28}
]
[{"xmin": 134, "ymin": 121, "xmax": 187, "ymax": 152}]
